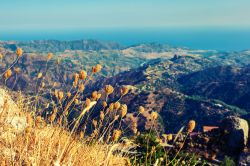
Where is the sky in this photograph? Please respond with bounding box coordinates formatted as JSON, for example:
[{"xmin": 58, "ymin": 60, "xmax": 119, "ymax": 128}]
[{"xmin": 0, "ymin": 0, "xmax": 250, "ymax": 31}]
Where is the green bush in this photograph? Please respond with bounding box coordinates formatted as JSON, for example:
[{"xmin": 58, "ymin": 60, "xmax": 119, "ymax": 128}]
[
  {"xmin": 220, "ymin": 156, "xmax": 236, "ymax": 166},
  {"xmin": 130, "ymin": 131, "xmax": 166, "ymax": 165},
  {"xmin": 129, "ymin": 131, "xmax": 205, "ymax": 165}
]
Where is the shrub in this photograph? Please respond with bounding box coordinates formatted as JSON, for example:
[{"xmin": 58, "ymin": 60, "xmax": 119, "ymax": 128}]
[{"xmin": 220, "ymin": 156, "xmax": 236, "ymax": 166}]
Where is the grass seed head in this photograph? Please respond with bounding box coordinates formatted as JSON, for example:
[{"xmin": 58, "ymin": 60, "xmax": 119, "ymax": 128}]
[
  {"xmin": 14, "ymin": 67, "xmax": 21, "ymax": 74},
  {"xmin": 47, "ymin": 52, "xmax": 53, "ymax": 61},
  {"xmin": 105, "ymin": 85, "xmax": 114, "ymax": 95},
  {"xmin": 114, "ymin": 102, "xmax": 121, "ymax": 111},
  {"xmin": 74, "ymin": 99, "xmax": 79, "ymax": 105},
  {"xmin": 138, "ymin": 106, "xmax": 145, "ymax": 114},
  {"xmin": 91, "ymin": 91, "xmax": 98, "ymax": 100},
  {"xmin": 16, "ymin": 48, "xmax": 23, "ymax": 57},
  {"xmin": 132, "ymin": 127, "xmax": 137, "ymax": 134},
  {"xmin": 131, "ymin": 122, "xmax": 138, "ymax": 134},
  {"xmin": 58, "ymin": 91, "xmax": 64, "ymax": 100},
  {"xmin": 120, "ymin": 104, "xmax": 127, "ymax": 118},
  {"xmin": 188, "ymin": 120, "xmax": 196, "ymax": 133},
  {"xmin": 85, "ymin": 98, "xmax": 91, "ymax": 107},
  {"xmin": 92, "ymin": 64, "xmax": 102, "ymax": 73},
  {"xmin": 50, "ymin": 113, "xmax": 56, "ymax": 122},
  {"xmin": 4, "ymin": 69, "xmax": 12, "ymax": 80},
  {"xmin": 167, "ymin": 134, "xmax": 173, "ymax": 141},
  {"xmin": 54, "ymin": 90, "xmax": 59, "ymax": 98},
  {"xmin": 114, "ymin": 115, "xmax": 119, "ymax": 120},
  {"xmin": 79, "ymin": 70, "xmax": 87, "ymax": 80},
  {"xmin": 97, "ymin": 93, "xmax": 102, "ymax": 99},
  {"xmin": 78, "ymin": 83, "xmax": 85, "ymax": 92},
  {"xmin": 95, "ymin": 64, "xmax": 102, "ymax": 72},
  {"xmin": 100, "ymin": 111, "xmax": 105, "ymax": 120},
  {"xmin": 103, "ymin": 101, "xmax": 107, "ymax": 108},
  {"xmin": 112, "ymin": 129, "xmax": 122, "ymax": 142},
  {"xmin": 120, "ymin": 86, "xmax": 129, "ymax": 96},
  {"xmin": 37, "ymin": 72, "xmax": 43, "ymax": 79},
  {"xmin": 108, "ymin": 103, "xmax": 114, "ymax": 111},
  {"xmin": 67, "ymin": 92, "xmax": 72, "ymax": 98},
  {"xmin": 41, "ymin": 82, "xmax": 45, "ymax": 88},
  {"xmin": 92, "ymin": 119, "xmax": 98, "ymax": 128},
  {"xmin": 151, "ymin": 111, "xmax": 158, "ymax": 120}
]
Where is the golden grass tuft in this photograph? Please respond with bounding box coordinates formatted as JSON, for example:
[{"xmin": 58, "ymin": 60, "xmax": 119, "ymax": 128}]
[{"xmin": 0, "ymin": 98, "xmax": 126, "ymax": 166}]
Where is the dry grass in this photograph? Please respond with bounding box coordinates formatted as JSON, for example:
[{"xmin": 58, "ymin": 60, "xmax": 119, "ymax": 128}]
[
  {"xmin": 0, "ymin": 123, "xmax": 126, "ymax": 166},
  {"xmin": 0, "ymin": 90, "xmax": 127, "ymax": 166}
]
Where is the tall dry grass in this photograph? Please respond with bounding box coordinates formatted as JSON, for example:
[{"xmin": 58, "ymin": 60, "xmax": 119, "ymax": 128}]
[{"xmin": 0, "ymin": 120, "xmax": 127, "ymax": 165}]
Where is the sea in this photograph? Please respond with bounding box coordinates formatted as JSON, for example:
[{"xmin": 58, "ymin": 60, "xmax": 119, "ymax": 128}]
[{"xmin": 1, "ymin": 27, "xmax": 250, "ymax": 51}]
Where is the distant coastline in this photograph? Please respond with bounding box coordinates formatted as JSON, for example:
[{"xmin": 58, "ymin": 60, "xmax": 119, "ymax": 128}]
[{"xmin": 1, "ymin": 28, "xmax": 250, "ymax": 51}]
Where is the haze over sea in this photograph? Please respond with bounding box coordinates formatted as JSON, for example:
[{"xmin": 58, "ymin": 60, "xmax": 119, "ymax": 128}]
[{"xmin": 1, "ymin": 27, "xmax": 250, "ymax": 52}]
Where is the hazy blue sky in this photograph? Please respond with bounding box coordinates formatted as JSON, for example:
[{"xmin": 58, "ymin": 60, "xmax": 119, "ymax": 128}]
[{"xmin": 0, "ymin": 0, "xmax": 250, "ymax": 30}]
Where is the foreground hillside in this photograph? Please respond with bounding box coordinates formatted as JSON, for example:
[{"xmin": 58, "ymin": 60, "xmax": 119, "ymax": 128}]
[{"xmin": 0, "ymin": 88, "xmax": 126, "ymax": 166}]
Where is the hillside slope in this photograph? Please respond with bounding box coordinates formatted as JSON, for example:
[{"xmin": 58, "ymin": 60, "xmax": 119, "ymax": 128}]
[
  {"xmin": 178, "ymin": 65, "xmax": 250, "ymax": 112},
  {"xmin": 87, "ymin": 57, "xmax": 247, "ymax": 132}
]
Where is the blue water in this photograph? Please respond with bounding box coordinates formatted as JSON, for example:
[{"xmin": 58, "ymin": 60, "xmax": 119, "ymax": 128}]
[{"xmin": 1, "ymin": 27, "xmax": 250, "ymax": 51}]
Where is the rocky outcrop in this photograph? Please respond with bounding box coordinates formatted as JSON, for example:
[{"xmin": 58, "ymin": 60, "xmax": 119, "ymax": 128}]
[
  {"xmin": 0, "ymin": 88, "xmax": 27, "ymax": 142},
  {"xmin": 182, "ymin": 116, "xmax": 249, "ymax": 164},
  {"xmin": 220, "ymin": 116, "xmax": 249, "ymax": 154}
]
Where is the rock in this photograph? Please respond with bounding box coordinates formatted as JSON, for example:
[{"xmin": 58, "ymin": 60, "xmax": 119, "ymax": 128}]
[
  {"xmin": 0, "ymin": 88, "xmax": 27, "ymax": 142},
  {"xmin": 238, "ymin": 150, "xmax": 250, "ymax": 166},
  {"xmin": 220, "ymin": 116, "xmax": 249, "ymax": 154}
]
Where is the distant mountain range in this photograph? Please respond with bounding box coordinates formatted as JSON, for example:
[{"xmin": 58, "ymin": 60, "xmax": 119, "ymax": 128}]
[{"xmin": 1, "ymin": 39, "xmax": 122, "ymax": 52}]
